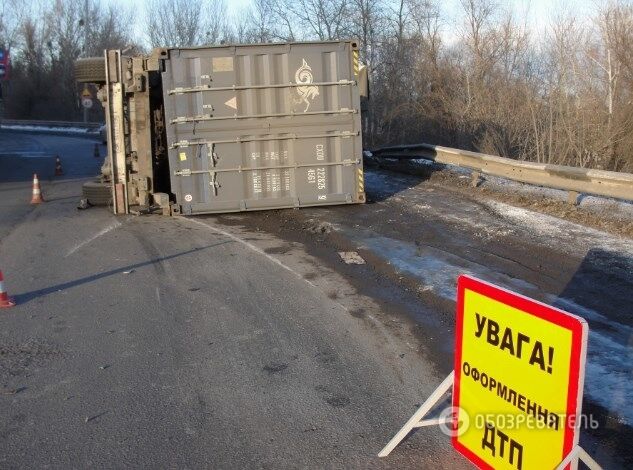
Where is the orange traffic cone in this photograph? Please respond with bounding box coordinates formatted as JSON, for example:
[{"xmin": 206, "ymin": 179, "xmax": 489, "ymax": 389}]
[
  {"xmin": 55, "ymin": 156, "xmax": 63, "ymax": 176},
  {"xmin": 30, "ymin": 173, "xmax": 44, "ymax": 204},
  {"xmin": 94, "ymin": 144, "xmax": 100, "ymax": 158},
  {"xmin": 0, "ymin": 270, "xmax": 15, "ymax": 308}
]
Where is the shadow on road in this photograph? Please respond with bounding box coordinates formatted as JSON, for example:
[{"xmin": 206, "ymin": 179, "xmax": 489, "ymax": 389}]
[
  {"xmin": 0, "ymin": 155, "xmax": 57, "ymax": 183},
  {"xmin": 14, "ymin": 240, "xmax": 233, "ymax": 304},
  {"xmin": 555, "ymin": 248, "xmax": 632, "ymax": 327},
  {"xmin": 554, "ymin": 248, "xmax": 633, "ymax": 468}
]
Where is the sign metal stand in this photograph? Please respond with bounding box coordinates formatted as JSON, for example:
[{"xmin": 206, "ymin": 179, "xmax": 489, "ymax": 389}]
[
  {"xmin": 378, "ymin": 371, "xmax": 454, "ymax": 458},
  {"xmin": 378, "ymin": 276, "xmax": 605, "ymax": 470},
  {"xmin": 555, "ymin": 446, "xmax": 602, "ymax": 470}
]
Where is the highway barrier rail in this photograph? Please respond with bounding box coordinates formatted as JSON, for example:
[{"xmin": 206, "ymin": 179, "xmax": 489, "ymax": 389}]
[{"xmin": 371, "ymin": 143, "xmax": 633, "ymax": 202}]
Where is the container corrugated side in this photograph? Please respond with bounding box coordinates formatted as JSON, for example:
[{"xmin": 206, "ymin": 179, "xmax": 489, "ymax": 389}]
[{"xmin": 161, "ymin": 41, "xmax": 365, "ymax": 215}]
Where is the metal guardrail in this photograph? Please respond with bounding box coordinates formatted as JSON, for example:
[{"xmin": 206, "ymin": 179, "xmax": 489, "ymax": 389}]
[
  {"xmin": 371, "ymin": 143, "xmax": 633, "ymax": 202},
  {"xmin": 0, "ymin": 119, "xmax": 101, "ymax": 129}
]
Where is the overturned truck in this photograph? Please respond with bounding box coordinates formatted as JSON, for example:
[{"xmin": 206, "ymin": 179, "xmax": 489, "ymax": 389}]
[{"xmin": 75, "ymin": 41, "xmax": 367, "ymax": 216}]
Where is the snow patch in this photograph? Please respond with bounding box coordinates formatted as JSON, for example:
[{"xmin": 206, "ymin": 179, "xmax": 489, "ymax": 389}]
[
  {"xmin": 347, "ymin": 228, "xmax": 633, "ymax": 426},
  {"xmin": 2, "ymin": 124, "xmax": 99, "ymax": 136},
  {"xmin": 483, "ymin": 200, "xmax": 633, "ymax": 255},
  {"xmin": 412, "ymin": 158, "xmax": 436, "ymax": 167},
  {"xmin": 480, "ymin": 171, "xmax": 633, "ymax": 216},
  {"xmin": 354, "ymin": 233, "xmax": 538, "ymax": 303},
  {"xmin": 0, "ymin": 151, "xmax": 51, "ymax": 158}
]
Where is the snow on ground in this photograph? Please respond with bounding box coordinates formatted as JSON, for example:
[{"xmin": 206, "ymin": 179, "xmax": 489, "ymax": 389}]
[
  {"xmin": 353, "ymin": 231, "xmax": 536, "ymax": 300},
  {"xmin": 407, "ymin": 158, "xmax": 633, "ymax": 219},
  {"xmin": 0, "ymin": 151, "xmax": 51, "ymax": 158},
  {"xmin": 365, "ymin": 169, "xmax": 633, "ymax": 255},
  {"xmin": 349, "ymin": 229, "xmax": 633, "ymax": 426},
  {"xmin": 483, "ymin": 199, "xmax": 633, "ymax": 256},
  {"xmin": 480, "ymin": 171, "xmax": 633, "ymax": 218},
  {"xmin": 1, "ymin": 125, "xmax": 99, "ymax": 136},
  {"xmin": 339, "ymin": 173, "xmax": 633, "ymax": 425}
]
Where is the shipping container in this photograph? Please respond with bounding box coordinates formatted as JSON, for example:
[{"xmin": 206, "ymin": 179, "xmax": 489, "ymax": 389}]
[{"xmin": 81, "ymin": 41, "xmax": 366, "ymax": 216}]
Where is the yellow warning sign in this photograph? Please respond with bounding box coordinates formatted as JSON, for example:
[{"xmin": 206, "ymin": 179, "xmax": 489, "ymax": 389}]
[
  {"xmin": 179, "ymin": 152, "xmax": 187, "ymax": 161},
  {"xmin": 453, "ymin": 275, "xmax": 588, "ymax": 470},
  {"xmin": 81, "ymin": 87, "xmax": 92, "ymax": 98}
]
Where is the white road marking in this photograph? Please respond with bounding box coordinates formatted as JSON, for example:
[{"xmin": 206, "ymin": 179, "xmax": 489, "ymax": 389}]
[
  {"xmin": 182, "ymin": 218, "xmax": 409, "ymax": 360},
  {"xmin": 183, "ymin": 218, "xmax": 317, "ymax": 288},
  {"xmin": 65, "ymin": 220, "xmax": 122, "ymax": 257}
]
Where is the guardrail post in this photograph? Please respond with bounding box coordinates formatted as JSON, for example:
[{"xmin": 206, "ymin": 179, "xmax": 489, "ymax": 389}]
[{"xmin": 471, "ymin": 171, "xmax": 482, "ymax": 188}]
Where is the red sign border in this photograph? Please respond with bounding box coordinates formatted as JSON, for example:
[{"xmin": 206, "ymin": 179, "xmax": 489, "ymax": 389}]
[{"xmin": 452, "ymin": 274, "xmax": 588, "ymax": 469}]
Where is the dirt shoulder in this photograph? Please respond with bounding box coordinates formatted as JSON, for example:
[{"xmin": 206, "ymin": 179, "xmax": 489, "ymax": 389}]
[{"xmin": 365, "ymin": 157, "xmax": 633, "ymax": 239}]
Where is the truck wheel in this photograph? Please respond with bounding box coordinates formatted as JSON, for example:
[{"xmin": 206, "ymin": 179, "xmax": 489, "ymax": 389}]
[
  {"xmin": 75, "ymin": 57, "xmax": 106, "ymax": 84},
  {"xmin": 82, "ymin": 181, "xmax": 112, "ymax": 206}
]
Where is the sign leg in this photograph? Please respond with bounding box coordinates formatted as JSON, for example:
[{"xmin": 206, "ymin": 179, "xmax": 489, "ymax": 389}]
[
  {"xmin": 577, "ymin": 447, "xmax": 603, "ymax": 470},
  {"xmin": 378, "ymin": 371, "xmax": 454, "ymax": 458},
  {"xmin": 555, "ymin": 446, "xmax": 602, "ymax": 470}
]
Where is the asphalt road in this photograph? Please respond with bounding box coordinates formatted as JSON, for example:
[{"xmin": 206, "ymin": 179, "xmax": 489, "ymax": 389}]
[
  {"xmin": 1, "ymin": 131, "xmax": 632, "ymax": 468},
  {"xmin": 0, "ymin": 131, "xmax": 469, "ymax": 468}
]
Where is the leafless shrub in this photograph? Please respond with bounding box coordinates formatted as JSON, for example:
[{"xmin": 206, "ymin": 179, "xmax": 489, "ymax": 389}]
[{"xmin": 3, "ymin": 0, "xmax": 633, "ymax": 172}]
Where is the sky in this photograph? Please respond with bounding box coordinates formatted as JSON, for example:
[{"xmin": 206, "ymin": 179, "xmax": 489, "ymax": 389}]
[
  {"xmin": 224, "ymin": 0, "xmax": 597, "ymax": 25},
  {"xmin": 120, "ymin": 0, "xmax": 598, "ymax": 46},
  {"xmin": 440, "ymin": 0, "xmax": 597, "ymax": 43},
  {"xmin": 222, "ymin": 0, "xmax": 595, "ymax": 18}
]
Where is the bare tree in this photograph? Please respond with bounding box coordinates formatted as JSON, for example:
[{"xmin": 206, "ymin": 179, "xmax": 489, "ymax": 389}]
[
  {"xmin": 2, "ymin": 0, "xmax": 632, "ymax": 173},
  {"xmin": 4, "ymin": 0, "xmax": 137, "ymax": 120},
  {"xmin": 243, "ymin": 0, "xmax": 279, "ymax": 43},
  {"xmin": 408, "ymin": 0, "xmax": 442, "ymax": 69},
  {"xmin": 85, "ymin": 4, "xmax": 135, "ymax": 56},
  {"xmin": 0, "ymin": 0, "xmax": 27, "ymax": 50},
  {"xmin": 349, "ymin": 0, "xmax": 384, "ymax": 66},
  {"xmin": 278, "ymin": 0, "xmax": 351, "ymax": 40},
  {"xmin": 146, "ymin": 0, "xmax": 227, "ymax": 47}
]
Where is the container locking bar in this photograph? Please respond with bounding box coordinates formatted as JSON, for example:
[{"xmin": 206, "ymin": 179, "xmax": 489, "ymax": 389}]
[
  {"xmin": 171, "ymin": 130, "xmax": 358, "ymax": 149},
  {"xmin": 171, "ymin": 108, "xmax": 356, "ymax": 124},
  {"xmin": 173, "ymin": 159, "xmax": 360, "ymax": 176},
  {"xmin": 168, "ymin": 80, "xmax": 356, "ymax": 95}
]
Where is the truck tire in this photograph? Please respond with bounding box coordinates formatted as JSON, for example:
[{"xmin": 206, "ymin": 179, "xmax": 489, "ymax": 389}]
[
  {"xmin": 74, "ymin": 57, "xmax": 106, "ymax": 84},
  {"xmin": 82, "ymin": 181, "xmax": 112, "ymax": 206}
]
